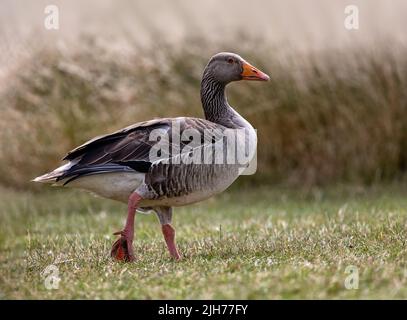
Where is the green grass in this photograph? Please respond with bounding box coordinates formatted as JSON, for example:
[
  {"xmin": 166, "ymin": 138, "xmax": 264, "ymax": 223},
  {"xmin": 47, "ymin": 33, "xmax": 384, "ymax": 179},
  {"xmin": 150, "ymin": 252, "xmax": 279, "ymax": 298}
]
[{"xmin": 1, "ymin": 183, "xmax": 407, "ymax": 299}]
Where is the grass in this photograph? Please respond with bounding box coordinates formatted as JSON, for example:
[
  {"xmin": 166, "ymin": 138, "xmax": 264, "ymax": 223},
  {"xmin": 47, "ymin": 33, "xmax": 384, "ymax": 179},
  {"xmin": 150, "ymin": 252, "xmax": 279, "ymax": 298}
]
[{"xmin": 1, "ymin": 183, "xmax": 407, "ymax": 299}]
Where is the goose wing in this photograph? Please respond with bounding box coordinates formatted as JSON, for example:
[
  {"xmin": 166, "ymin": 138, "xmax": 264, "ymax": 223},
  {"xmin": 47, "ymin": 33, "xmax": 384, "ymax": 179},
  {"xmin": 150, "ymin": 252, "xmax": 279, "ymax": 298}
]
[{"xmin": 59, "ymin": 117, "xmax": 225, "ymax": 183}]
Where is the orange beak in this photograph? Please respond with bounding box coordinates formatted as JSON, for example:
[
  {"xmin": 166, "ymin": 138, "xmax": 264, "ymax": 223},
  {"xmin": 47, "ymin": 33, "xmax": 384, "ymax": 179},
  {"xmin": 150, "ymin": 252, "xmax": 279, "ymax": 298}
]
[{"xmin": 241, "ymin": 61, "xmax": 270, "ymax": 81}]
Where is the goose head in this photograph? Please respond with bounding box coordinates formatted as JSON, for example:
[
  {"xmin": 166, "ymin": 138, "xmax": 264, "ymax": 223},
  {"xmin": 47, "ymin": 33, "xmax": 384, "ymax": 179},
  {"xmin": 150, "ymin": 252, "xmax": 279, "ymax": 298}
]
[{"xmin": 204, "ymin": 52, "xmax": 270, "ymax": 84}]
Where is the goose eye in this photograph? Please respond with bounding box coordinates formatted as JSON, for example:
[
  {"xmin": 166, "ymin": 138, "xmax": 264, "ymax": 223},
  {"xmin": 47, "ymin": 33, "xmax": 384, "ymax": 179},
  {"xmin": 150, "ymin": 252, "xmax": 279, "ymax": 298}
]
[{"xmin": 227, "ymin": 58, "xmax": 234, "ymax": 64}]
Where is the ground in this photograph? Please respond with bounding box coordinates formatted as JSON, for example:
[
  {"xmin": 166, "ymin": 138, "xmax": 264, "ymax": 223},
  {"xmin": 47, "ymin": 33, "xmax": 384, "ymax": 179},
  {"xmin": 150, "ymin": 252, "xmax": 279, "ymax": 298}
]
[{"xmin": 1, "ymin": 183, "xmax": 406, "ymax": 299}]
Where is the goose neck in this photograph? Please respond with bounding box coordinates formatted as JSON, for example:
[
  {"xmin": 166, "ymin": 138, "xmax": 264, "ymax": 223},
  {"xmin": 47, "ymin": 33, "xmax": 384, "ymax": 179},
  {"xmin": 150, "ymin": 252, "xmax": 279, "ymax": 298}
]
[{"xmin": 200, "ymin": 73, "xmax": 231, "ymax": 123}]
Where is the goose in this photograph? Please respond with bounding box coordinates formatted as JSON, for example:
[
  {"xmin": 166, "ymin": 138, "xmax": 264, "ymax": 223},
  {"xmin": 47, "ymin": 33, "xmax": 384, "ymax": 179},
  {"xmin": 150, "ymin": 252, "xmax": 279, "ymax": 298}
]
[{"xmin": 34, "ymin": 52, "xmax": 270, "ymax": 262}]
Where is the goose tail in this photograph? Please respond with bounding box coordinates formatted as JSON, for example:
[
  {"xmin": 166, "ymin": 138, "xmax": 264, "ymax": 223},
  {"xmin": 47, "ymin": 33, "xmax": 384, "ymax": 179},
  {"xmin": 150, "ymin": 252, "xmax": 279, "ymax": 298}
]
[
  {"xmin": 32, "ymin": 172, "xmax": 60, "ymax": 183},
  {"xmin": 32, "ymin": 161, "xmax": 77, "ymax": 184}
]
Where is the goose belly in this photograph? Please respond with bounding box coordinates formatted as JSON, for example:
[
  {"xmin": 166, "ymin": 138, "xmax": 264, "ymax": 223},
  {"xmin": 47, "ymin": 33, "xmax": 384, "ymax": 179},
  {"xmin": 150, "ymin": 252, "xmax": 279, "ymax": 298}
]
[
  {"xmin": 65, "ymin": 172, "xmax": 145, "ymax": 203},
  {"xmin": 148, "ymin": 176, "xmax": 237, "ymax": 207},
  {"xmin": 141, "ymin": 164, "xmax": 240, "ymax": 207}
]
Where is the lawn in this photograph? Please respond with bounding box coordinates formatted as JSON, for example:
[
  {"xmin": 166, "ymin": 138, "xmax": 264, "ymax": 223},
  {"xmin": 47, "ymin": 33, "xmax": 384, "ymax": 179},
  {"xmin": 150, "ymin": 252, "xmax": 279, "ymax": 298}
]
[{"xmin": 1, "ymin": 183, "xmax": 407, "ymax": 299}]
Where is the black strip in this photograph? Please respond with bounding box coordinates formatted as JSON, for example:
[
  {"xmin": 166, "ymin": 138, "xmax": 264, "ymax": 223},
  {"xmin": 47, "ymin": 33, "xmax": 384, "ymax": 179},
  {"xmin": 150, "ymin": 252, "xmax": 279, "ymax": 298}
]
[{"xmin": 0, "ymin": 300, "xmax": 402, "ymax": 319}]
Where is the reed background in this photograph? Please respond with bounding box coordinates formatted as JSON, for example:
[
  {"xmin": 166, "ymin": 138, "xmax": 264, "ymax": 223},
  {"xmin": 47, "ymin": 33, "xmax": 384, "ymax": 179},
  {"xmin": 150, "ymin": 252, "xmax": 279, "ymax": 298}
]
[{"xmin": 1, "ymin": 0, "xmax": 407, "ymax": 189}]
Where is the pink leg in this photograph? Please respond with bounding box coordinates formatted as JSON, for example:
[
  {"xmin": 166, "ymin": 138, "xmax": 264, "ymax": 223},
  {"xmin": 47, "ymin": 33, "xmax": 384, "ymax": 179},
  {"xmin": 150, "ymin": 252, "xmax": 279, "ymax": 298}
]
[
  {"xmin": 111, "ymin": 192, "xmax": 142, "ymax": 262},
  {"xmin": 162, "ymin": 224, "xmax": 181, "ymax": 260}
]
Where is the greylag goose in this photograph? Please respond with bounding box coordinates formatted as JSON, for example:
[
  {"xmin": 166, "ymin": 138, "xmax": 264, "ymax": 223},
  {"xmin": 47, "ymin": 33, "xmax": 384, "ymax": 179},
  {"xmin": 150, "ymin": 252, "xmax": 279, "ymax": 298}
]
[{"xmin": 34, "ymin": 52, "xmax": 270, "ymax": 262}]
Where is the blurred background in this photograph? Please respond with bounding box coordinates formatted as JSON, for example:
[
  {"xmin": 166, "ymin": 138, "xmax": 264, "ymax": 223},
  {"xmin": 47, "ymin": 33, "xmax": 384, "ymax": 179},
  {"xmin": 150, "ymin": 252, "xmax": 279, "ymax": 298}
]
[{"xmin": 1, "ymin": 0, "xmax": 407, "ymax": 189}]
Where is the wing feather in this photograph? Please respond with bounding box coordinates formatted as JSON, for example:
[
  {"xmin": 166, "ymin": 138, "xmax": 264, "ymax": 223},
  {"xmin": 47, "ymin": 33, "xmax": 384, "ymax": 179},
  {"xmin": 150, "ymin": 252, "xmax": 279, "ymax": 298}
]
[{"xmin": 62, "ymin": 117, "xmax": 226, "ymax": 170}]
